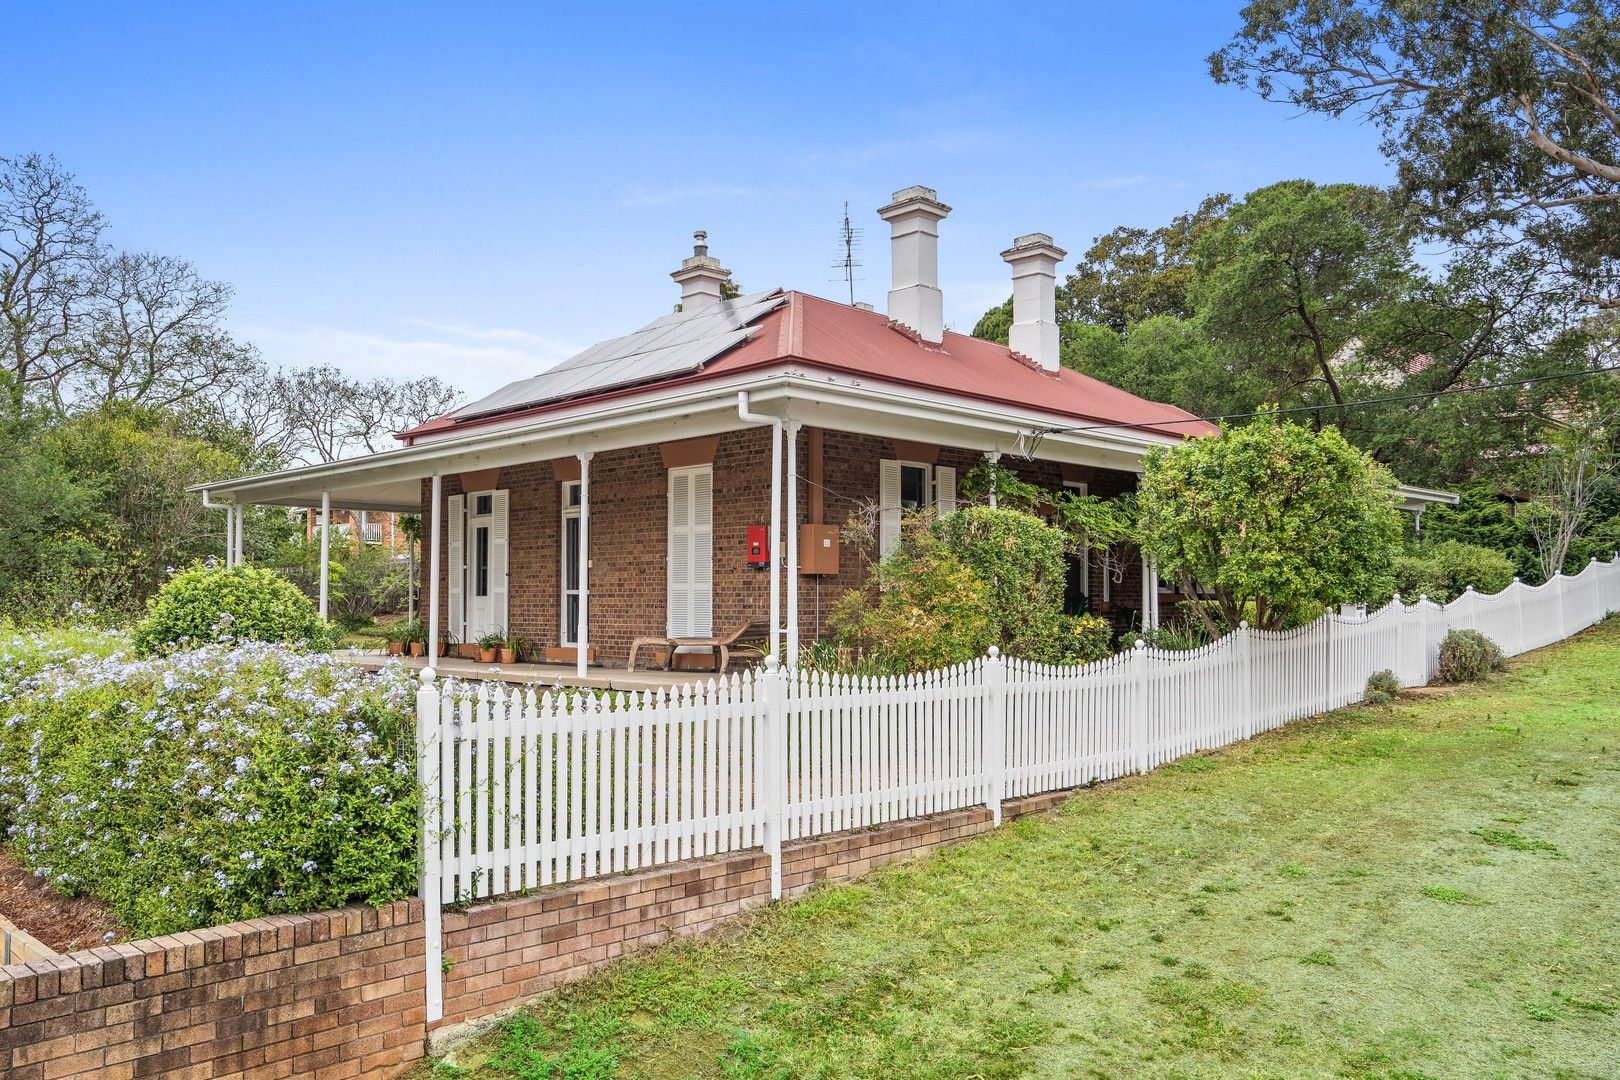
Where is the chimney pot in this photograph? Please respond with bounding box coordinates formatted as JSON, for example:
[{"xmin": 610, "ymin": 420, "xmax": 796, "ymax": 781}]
[
  {"xmin": 670, "ymin": 230, "xmax": 731, "ymax": 313},
  {"xmin": 877, "ymin": 185, "xmax": 951, "ymax": 342},
  {"xmin": 1000, "ymin": 233, "xmax": 1067, "ymax": 371}
]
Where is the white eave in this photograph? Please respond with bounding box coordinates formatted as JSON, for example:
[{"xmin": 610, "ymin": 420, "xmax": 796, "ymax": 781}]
[{"xmin": 190, "ymin": 367, "xmax": 1195, "ymax": 512}]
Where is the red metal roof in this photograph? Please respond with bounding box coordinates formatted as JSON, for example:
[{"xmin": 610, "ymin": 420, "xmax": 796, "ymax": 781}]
[{"xmin": 400, "ymin": 291, "xmax": 1217, "ymax": 442}]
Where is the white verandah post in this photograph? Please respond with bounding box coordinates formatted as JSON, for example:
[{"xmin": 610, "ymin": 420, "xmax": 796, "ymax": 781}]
[
  {"xmin": 415, "ymin": 668, "xmax": 443, "ymax": 1023},
  {"xmin": 428, "ymin": 474, "xmax": 442, "ymax": 671},
  {"xmin": 786, "ymin": 421, "xmax": 801, "ymax": 667},
  {"xmin": 577, "ymin": 452, "xmax": 593, "ymax": 680},
  {"xmin": 318, "ymin": 490, "xmax": 331, "ymax": 621}
]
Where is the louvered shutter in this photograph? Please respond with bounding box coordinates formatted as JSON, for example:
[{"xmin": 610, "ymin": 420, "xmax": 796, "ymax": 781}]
[
  {"xmin": 690, "ymin": 467, "xmax": 713, "ymax": 636},
  {"xmin": 667, "ymin": 470, "xmax": 692, "ymax": 636},
  {"xmin": 446, "ymin": 494, "xmax": 466, "ymax": 641},
  {"xmin": 489, "ymin": 489, "xmax": 509, "ymax": 632},
  {"xmin": 878, "ymin": 459, "xmax": 902, "ymax": 556},
  {"xmin": 934, "ymin": 465, "xmax": 956, "ymax": 517}
]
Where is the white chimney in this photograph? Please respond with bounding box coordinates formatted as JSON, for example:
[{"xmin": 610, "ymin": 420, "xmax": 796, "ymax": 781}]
[
  {"xmin": 877, "ymin": 185, "xmax": 951, "ymax": 342},
  {"xmin": 670, "ymin": 230, "xmax": 731, "ymax": 312},
  {"xmin": 1000, "ymin": 233, "xmax": 1067, "ymax": 371}
]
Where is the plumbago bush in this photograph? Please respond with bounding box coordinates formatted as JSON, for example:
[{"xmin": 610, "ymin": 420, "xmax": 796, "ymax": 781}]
[{"xmin": 0, "ymin": 628, "xmax": 418, "ymax": 937}]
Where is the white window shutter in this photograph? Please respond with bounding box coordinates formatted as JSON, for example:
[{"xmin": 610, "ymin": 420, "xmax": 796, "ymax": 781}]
[
  {"xmin": 667, "ymin": 466, "xmax": 715, "ymax": 638},
  {"xmin": 490, "ymin": 489, "xmax": 509, "ymax": 632},
  {"xmin": 667, "ymin": 470, "xmax": 692, "ymax": 637},
  {"xmin": 879, "ymin": 459, "xmax": 902, "ymax": 557},
  {"xmin": 934, "ymin": 465, "xmax": 956, "ymax": 517},
  {"xmin": 446, "ymin": 494, "xmax": 466, "ymax": 641},
  {"xmin": 691, "ymin": 467, "xmax": 714, "ymax": 637}
]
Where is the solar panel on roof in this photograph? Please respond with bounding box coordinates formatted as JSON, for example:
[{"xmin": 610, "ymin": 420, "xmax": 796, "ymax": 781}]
[{"xmin": 450, "ymin": 289, "xmax": 786, "ymax": 420}]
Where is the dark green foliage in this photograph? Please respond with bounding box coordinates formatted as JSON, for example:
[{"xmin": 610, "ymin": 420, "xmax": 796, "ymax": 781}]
[
  {"xmin": 935, "ymin": 507, "xmax": 1071, "ymax": 661},
  {"xmin": 132, "ymin": 564, "xmax": 329, "ymax": 655},
  {"xmin": 1435, "ymin": 629, "xmax": 1506, "ymax": 684},
  {"xmin": 1390, "ymin": 540, "xmax": 1517, "ymax": 604},
  {"xmin": 1138, "ymin": 419, "xmax": 1403, "ymax": 632},
  {"xmin": 1421, "ymin": 484, "xmax": 1543, "ymax": 581}
]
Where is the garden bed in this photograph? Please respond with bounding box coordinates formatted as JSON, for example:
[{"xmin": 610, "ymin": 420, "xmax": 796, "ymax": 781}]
[{"xmin": 0, "ymin": 846, "xmax": 123, "ymax": 954}]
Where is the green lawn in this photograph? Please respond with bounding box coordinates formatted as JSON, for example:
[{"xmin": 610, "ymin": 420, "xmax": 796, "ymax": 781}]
[{"xmin": 425, "ymin": 621, "xmax": 1620, "ymax": 1080}]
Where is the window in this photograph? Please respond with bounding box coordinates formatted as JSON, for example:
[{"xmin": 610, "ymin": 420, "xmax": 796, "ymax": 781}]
[
  {"xmin": 474, "ymin": 525, "xmax": 490, "ymax": 597},
  {"xmin": 878, "ymin": 459, "xmax": 958, "ymax": 556},
  {"xmin": 899, "ymin": 464, "xmax": 929, "ymax": 510},
  {"xmin": 475, "ymin": 494, "xmax": 493, "ymax": 516}
]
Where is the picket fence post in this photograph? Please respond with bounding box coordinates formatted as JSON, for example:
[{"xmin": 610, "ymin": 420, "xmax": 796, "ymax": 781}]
[
  {"xmin": 1131, "ymin": 640, "xmax": 1149, "ymax": 773},
  {"xmin": 414, "ymin": 668, "xmax": 444, "ymax": 1025},
  {"xmin": 982, "ymin": 647, "xmax": 1006, "ymax": 826},
  {"xmin": 1554, "ymin": 571, "xmax": 1568, "ymax": 640},
  {"xmin": 760, "ymin": 656, "xmax": 788, "ymax": 901},
  {"xmin": 1238, "ymin": 621, "xmax": 1256, "ymax": 738}
]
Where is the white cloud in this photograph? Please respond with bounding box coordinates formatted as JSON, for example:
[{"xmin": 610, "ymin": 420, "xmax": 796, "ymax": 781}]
[{"xmin": 243, "ymin": 322, "xmax": 581, "ymax": 401}]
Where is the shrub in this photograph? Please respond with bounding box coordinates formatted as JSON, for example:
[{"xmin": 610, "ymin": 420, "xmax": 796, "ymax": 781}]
[
  {"xmin": 1435, "ymin": 629, "xmax": 1505, "ymax": 684},
  {"xmin": 829, "ymin": 525, "xmax": 995, "ymax": 673},
  {"xmin": 934, "ymin": 507, "xmax": 1071, "ymax": 661},
  {"xmin": 132, "ymin": 564, "xmax": 329, "ymax": 655},
  {"xmin": 1428, "ymin": 540, "xmax": 1516, "ymax": 600},
  {"xmin": 0, "ymin": 628, "xmax": 418, "ymax": 936},
  {"xmin": 1058, "ymin": 613, "xmax": 1115, "ymax": 664},
  {"xmin": 1364, "ymin": 669, "xmax": 1401, "ymax": 704}
]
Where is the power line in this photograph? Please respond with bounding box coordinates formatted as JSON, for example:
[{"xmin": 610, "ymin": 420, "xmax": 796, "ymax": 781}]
[{"xmin": 1030, "ymin": 365, "xmax": 1619, "ymax": 445}]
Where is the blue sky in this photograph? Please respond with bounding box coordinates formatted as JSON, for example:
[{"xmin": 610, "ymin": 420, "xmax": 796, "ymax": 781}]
[{"xmin": 12, "ymin": 2, "xmax": 1390, "ymax": 401}]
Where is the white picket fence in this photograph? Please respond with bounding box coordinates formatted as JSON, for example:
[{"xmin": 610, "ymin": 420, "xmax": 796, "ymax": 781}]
[{"xmin": 411, "ymin": 557, "xmax": 1620, "ymax": 1019}]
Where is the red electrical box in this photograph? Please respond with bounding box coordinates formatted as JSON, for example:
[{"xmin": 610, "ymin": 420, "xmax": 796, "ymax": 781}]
[{"xmin": 746, "ymin": 525, "xmax": 770, "ymax": 567}]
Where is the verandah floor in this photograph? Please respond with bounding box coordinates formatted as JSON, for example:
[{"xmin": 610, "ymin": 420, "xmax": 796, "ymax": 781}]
[{"xmin": 341, "ymin": 650, "xmax": 736, "ymax": 692}]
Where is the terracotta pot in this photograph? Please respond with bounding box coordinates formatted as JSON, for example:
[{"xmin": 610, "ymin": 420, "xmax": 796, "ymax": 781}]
[
  {"xmin": 408, "ymin": 642, "xmax": 425, "ymax": 658},
  {"xmin": 498, "ymin": 647, "xmax": 518, "ymax": 664},
  {"xmin": 479, "ymin": 647, "xmax": 498, "ymax": 663},
  {"xmin": 386, "ymin": 641, "xmax": 404, "ymax": 656},
  {"xmin": 438, "ymin": 642, "xmax": 451, "ymax": 657}
]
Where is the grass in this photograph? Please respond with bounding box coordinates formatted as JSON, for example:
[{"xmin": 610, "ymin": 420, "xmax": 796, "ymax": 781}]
[{"xmin": 418, "ymin": 619, "xmax": 1620, "ymax": 1080}]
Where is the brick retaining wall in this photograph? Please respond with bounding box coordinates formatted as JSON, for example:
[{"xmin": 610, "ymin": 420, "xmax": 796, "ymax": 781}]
[{"xmin": 0, "ymin": 790, "xmax": 1072, "ymax": 1078}]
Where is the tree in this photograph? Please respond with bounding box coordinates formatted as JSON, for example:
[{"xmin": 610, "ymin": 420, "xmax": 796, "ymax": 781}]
[
  {"xmin": 1519, "ymin": 382, "xmax": 1620, "ymax": 579},
  {"xmin": 0, "ymin": 153, "xmax": 102, "ymax": 402},
  {"xmin": 972, "ymin": 194, "xmax": 1231, "ymax": 341},
  {"xmin": 1191, "ymin": 180, "xmax": 1418, "ymax": 426},
  {"xmin": 271, "ymin": 366, "xmax": 459, "ymax": 464},
  {"xmin": 1137, "ymin": 418, "xmax": 1404, "ymax": 632},
  {"xmin": 1211, "ymin": 1, "xmax": 1620, "ymax": 309}
]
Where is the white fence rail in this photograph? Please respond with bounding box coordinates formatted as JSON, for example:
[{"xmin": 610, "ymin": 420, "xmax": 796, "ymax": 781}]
[{"xmin": 413, "ymin": 558, "xmax": 1620, "ymax": 1019}]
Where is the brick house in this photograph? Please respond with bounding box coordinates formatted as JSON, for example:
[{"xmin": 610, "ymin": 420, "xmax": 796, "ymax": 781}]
[{"xmin": 196, "ymin": 186, "xmax": 1453, "ymax": 672}]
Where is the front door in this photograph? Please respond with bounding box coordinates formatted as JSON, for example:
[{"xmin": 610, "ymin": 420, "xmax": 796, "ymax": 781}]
[{"xmin": 460, "ymin": 489, "xmax": 508, "ymax": 644}]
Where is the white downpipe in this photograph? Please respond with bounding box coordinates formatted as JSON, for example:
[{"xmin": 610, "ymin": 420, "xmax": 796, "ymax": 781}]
[
  {"xmin": 738, "ymin": 392, "xmax": 783, "ymax": 662},
  {"xmin": 427, "ymin": 474, "xmax": 442, "ymax": 676},
  {"xmin": 577, "ymin": 452, "xmax": 593, "ymax": 679},
  {"xmin": 318, "ymin": 490, "xmax": 331, "ymax": 620},
  {"xmin": 786, "ymin": 421, "xmax": 801, "ymax": 667}
]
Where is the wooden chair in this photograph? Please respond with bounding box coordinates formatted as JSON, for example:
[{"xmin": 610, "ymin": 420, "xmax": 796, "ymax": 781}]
[{"xmin": 627, "ymin": 621, "xmax": 763, "ymax": 673}]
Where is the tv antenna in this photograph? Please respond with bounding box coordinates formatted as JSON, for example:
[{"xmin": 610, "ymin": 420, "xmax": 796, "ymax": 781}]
[{"xmin": 831, "ymin": 201, "xmax": 863, "ymax": 305}]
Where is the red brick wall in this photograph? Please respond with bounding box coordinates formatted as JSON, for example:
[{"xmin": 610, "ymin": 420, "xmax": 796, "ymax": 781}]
[
  {"xmin": 419, "ymin": 427, "xmax": 1146, "ymax": 665},
  {"xmin": 0, "ymin": 789, "xmax": 1076, "ymax": 1078},
  {"xmin": 0, "ymin": 900, "xmax": 426, "ymax": 1080}
]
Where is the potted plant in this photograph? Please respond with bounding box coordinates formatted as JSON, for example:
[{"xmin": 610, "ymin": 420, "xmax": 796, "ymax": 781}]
[
  {"xmin": 478, "ymin": 629, "xmax": 504, "ymax": 664},
  {"xmin": 385, "ymin": 627, "xmax": 404, "ymax": 657},
  {"xmin": 398, "ymin": 618, "xmax": 425, "ymax": 658},
  {"xmin": 499, "ymin": 631, "xmax": 520, "ymax": 665},
  {"xmin": 438, "ymin": 630, "xmax": 456, "ymax": 658}
]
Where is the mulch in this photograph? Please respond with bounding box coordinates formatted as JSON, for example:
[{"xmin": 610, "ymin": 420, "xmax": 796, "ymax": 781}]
[{"xmin": 0, "ymin": 847, "xmax": 126, "ymax": 955}]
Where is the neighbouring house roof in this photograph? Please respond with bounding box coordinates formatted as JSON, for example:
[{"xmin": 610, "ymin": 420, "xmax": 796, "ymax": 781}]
[{"xmin": 401, "ymin": 290, "xmax": 1220, "ymax": 443}]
